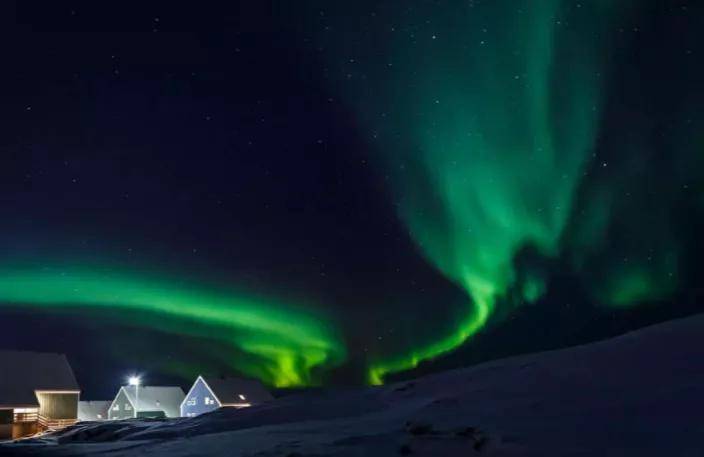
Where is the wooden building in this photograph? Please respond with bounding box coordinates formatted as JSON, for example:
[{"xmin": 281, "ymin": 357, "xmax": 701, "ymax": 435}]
[
  {"xmin": 108, "ymin": 386, "xmax": 184, "ymax": 420},
  {"xmin": 180, "ymin": 375, "xmax": 273, "ymax": 418},
  {"xmin": 0, "ymin": 351, "xmax": 80, "ymax": 440}
]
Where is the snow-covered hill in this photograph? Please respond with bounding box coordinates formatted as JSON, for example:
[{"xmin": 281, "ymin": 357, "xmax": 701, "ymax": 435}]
[{"xmin": 4, "ymin": 314, "xmax": 704, "ymax": 456}]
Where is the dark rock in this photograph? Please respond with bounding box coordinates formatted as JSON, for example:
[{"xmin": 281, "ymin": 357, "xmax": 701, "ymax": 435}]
[
  {"xmin": 454, "ymin": 427, "xmax": 477, "ymax": 437},
  {"xmin": 393, "ymin": 382, "xmax": 415, "ymax": 392},
  {"xmin": 405, "ymin": 422, "xmax": 434, "ymax": 436},
  {"xmin": 454, "ymin": 426, "xmax": 488, "ymax": 451},
  {"xmin": 473, "ymin": 434, "xmax": 488, "ymax": 452}
]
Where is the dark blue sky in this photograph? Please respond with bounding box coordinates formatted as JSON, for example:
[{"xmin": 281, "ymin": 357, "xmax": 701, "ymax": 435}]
[{"xmin": 2, "ymin": 1, "xmax": 703, "ymax": 398}]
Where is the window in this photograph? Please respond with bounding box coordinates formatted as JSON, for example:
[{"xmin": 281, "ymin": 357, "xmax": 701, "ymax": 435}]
[
  {"xmin": 13, "ymin": 408, "xmax": 38, "ymax": 414},
  {"xmin": 125, "ymin": 404, "xmax": 132, "ymax": 411},
  {"xmin": 187, "ymin": 398, "xmax": 196, "ymax": 406},
  {"xmin": 13, "ymin": 408, "xmax": 38, "ymax": 423},
  {"xmin": 113, "ymin": 404, "xmax": 120, "ymax": 411},
  {"xmin": 204, "ymin": 396, "xmax": 215, "ymax": 405}
]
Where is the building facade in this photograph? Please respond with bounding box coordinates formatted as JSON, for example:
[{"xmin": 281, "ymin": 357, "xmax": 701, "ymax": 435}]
[
  {"xmin": 78, "ymin": 401, "xmax": 112, "ymax": 422},
  {"xmin": 180, "ymin": 375, "xmax": 273, "ymax": 418},
  {"xmin": 0, "ymin": 351, "xmax": 80, "ymax": 440},
  {"xmin": 108, "ymin": 386, "xmax": 184, "ymax": 420}
]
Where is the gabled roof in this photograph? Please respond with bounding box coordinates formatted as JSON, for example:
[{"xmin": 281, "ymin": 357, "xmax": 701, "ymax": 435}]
[
  {"xmin": 0, "ymin": 350, "xmax": 80, "ymax": 407},
  {"xmin": 78, "ymin": 401, "xmax": 111, "ymax": 421},
  {"xmin": 201, "ymin": 376, "xmax": 273, "ymax": 405},
  {"xmin": 120, "ymin": 386, "xmax": 185, "ymax": 418}
]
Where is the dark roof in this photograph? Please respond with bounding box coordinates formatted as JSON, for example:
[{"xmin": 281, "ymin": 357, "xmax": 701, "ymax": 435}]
[
  {"xmin": 0, "ymin": 350, "xmax": 80, "ymax": 407},
  {"xmin": 201, "ymin": 376, "xmax": 273, "ymax": 404},
  {"xmin": 120, "ymin": 386, "xmax": 185, "ymax": 418}
]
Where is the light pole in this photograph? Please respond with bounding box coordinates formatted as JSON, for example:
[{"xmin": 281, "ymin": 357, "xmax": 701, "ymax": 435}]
[{"xmin": 128, "ymin": 376, "xmax": 141, "ymax": 419}]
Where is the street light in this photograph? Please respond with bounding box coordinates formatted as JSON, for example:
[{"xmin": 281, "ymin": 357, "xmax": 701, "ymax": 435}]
[{"xmin": 128, "ymin": 376, "xmax": 141, "ymax": 419}]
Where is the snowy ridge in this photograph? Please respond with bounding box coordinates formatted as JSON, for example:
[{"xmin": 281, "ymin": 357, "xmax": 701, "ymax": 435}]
[{"xmin": 3, "ymin": 313, "xmax": 704, "ymax": 456}]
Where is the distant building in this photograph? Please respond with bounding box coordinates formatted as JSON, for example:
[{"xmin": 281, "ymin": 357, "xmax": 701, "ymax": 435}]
[
  {"xmin": 180, "ymin": 375, "xmax": 273, "ymax": 418},
  {"xmin": 77, "ymin": 401, "xmax": 111, "ymax": 422},
  {"xmin": 0, "ymin": 351, "xmax": 80, "ymax": 440},
  {"xmin": 108, "ymin": 386, "xmax": 184, "ymax": 420}
]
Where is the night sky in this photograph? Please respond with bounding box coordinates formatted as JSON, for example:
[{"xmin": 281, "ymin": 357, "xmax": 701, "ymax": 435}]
[{"xmin": 2, "ymin": 1, "xmax": 703, "ymax": 399}]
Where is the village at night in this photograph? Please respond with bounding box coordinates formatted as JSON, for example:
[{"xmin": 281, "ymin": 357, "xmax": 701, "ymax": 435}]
[{"xmin": 1, "ymin": 1, "xmax": 703, "ymax": 456}]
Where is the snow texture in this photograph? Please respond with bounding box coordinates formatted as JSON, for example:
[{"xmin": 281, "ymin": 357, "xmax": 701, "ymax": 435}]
[{"xmin": 2, "ymin": 314, "xmax": 704, "ymax": 456}]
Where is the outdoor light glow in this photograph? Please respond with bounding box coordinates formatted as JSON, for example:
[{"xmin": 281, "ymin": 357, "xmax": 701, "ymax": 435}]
[{"xmin": 128, "ymin": 376, "xmax": 141, "ymax": 386}]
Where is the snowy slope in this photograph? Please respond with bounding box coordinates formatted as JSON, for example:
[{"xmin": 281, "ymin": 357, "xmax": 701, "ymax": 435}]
[{"xmin": 3, "ymin": 314, "xmax": 704, "ymax": 456}]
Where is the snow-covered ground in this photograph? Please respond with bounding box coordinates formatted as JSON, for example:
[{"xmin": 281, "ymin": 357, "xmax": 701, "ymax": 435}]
[{"xmin": 4, "ymin": 314, "xmax": 704, "ymax": 456}]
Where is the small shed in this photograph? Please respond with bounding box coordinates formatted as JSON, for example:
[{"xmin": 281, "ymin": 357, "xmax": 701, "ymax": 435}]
[
  {"xmin": 181, "ymin": 375, "xmax": 273, "ymax": 417},
  {"xmin": 108, "ymin": 386, "xmax": 184, "ymax": 420},
  {"xmin": 0, "ymin": 350, "xmax": 80, "ymax": 439},
  {"xmin": 77, "ymin": 401, "xmax": 111, "ymax": 422}
]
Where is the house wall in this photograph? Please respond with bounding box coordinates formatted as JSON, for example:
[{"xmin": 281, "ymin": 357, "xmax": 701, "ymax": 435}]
[
  {"xmin": 180, "ymin": 378, "xmax": 220, "ymax": 417},
  {"xmin": 36, "ymin": 392, "xmax": 79, "ymax": 420},
  {"xmin": 137, "ymin": 410, "xmax": 166, "ymax": 419},
  {"xmin": 108, "ymin": 389, "xmax": 135, "ymax": 420},
  {"xmin": 0, "ymin": 409, "xmax": 13, "ymax": 426},
  {"xmin": 0, "ymin": 409, "xmax": 12, "ymax": 440},
  {"xmin": 78, "ymin": 402, "xmax": 111, "ymax": 422},
  {"xmin": 0, "ymin": 409, "xmax": 39, "ymax": 440},
  {"xmin": 11, "ymin": 422, "xmax": 37, "ymax": 439}
]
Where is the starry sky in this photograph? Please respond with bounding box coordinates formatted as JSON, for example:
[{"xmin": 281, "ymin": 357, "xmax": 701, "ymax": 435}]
[{"xmin": 2, "ymin": 1, "xmax": 703, "ymax": 398}]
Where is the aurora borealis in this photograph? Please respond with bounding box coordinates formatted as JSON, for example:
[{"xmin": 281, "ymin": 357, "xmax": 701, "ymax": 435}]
[
  {"xmin": 2, "ymin": 1, "xmax": 703, "ymax": 395},
  {"xmin": 0, "ymin": 266, "xmax": 344, "ymax": 386},
  {"xmin": 296, "ymin": 0, "xmax": 704, "ymax": 384},
  {"xmin": 350, "ymin": 0, "xmax": 621, "ymax": 383}
]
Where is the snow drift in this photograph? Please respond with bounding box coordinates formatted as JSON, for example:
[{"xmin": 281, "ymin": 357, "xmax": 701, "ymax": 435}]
[{"xmin": 3, "ymin": 314, "xmax": 704, "ymax": 456}]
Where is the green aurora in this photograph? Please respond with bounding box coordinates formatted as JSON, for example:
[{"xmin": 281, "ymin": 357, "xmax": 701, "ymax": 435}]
[
  {"xmin": 1, "ymin": 1, "xmax": 700, "ymax": 389},
  {"xmin": 306, "ymin": 0, "xmax": 665, "ymax": 383},
  {"xmin": 0, "ymin": 267, "xmax": 345, "ymax": 387}
]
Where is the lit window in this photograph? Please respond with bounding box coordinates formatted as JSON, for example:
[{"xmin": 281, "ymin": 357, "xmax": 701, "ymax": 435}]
[
  {"xmin": 13, "ymin": 408, "xmax": 38, "ymax": 414},
  {"xmin": 187, "ymin": 398, "xmax": 196, "ymax": 406},
  {"xmin": 125, "ymin": 404, "xmax": 132, "ymax": 411},
  {"xmin": 238, "ymin": 394, "xmax": 246, "ymax": 401},
  {"xmin": 205, "ymin": 397, "xmax": 215, "ymax": 405},
  {"xmin": 113, "ymin": 405, "xmax": 120, "ymax": 411}
]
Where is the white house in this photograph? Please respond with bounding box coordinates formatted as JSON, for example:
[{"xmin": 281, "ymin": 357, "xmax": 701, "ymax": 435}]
[
  {"xmin": 109, "ymin": 386, "xmax": 184, "ymax": 420},
  {"xmin": 180, "ymin": 375, "xmax": 273, "ymax": 417},
  {"xmin": 77, "ymin": 401, "xmax": 111, "ymax": 422}
]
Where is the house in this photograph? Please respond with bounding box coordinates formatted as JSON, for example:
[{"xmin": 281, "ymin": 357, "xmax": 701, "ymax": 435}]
[
  {"xmin": 180, "ymin": 375, "xmax": 273, "ymax": 418},
  {"xmin": 108, "ymin": 386, "xmax": 184, "ymax": 420},
  {"xmin": 0, "ymin": 350, "xmax": 80, "ymax": 440},
  {"xmin": 77, "ymin": 401, "xmax": 111, "ymax": 422}
]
